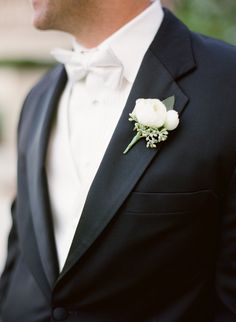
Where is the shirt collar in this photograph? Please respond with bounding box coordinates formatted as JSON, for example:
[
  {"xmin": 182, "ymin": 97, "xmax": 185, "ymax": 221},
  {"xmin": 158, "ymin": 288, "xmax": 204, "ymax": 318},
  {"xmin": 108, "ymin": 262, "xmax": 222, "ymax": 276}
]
[{"xmin": 73, "ymin": 0, "xmax": 164, "ymax": 84}]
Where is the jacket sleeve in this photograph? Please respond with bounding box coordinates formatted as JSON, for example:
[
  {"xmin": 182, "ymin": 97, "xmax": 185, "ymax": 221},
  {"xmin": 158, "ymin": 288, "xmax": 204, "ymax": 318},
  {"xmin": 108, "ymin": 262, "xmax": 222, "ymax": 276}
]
[
  {"xmin": 0, "ymin": 87, "xmax": 29, "ymax": 319},
  {"xmin": 0, "ymin": 199, "xmax": 19, "ymax": 318},
  {"xmin": 215, "ymin": 165, "xmax": 236, "ymax": 320}
]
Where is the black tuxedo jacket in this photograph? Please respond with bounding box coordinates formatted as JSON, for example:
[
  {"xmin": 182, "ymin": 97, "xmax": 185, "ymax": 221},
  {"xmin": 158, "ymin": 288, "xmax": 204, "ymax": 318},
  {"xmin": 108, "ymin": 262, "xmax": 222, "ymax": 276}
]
[{"xmin": 1, "ymin": 9, "xmax": 236, "ymax": 322}]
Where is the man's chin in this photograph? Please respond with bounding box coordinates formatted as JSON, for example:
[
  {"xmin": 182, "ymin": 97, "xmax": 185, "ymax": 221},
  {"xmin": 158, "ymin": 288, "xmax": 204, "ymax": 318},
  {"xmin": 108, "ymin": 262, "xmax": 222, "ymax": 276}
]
[{"xmin": 32, "ymin": 15, "xmax": 51, "ymax": 30}]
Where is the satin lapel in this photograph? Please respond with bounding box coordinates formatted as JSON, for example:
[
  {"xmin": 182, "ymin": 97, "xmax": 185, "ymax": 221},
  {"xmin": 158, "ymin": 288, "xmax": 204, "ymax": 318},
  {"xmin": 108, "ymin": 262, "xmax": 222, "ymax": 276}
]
[
  {"xmin": 26, "ymin": 66, "xmax": 67, "ymax": 288},
  {"xmin": 59, "ymin": 10, "xmax": 196, "ymax": 280}
]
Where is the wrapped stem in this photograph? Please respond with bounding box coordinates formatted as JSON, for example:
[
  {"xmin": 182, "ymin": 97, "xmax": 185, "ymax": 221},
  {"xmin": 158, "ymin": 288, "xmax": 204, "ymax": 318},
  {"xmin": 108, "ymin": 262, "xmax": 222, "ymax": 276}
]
[{"xmin": 123, "ymin": 132, "xmax": 142, "ymax": 154}]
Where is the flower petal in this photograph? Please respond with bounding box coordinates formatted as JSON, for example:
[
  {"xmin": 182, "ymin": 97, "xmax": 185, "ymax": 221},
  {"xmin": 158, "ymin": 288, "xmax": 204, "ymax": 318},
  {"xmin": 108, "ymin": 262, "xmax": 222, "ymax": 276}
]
[
  {"xmin": 133, "ymin": 99, "xmax": 167, "ymax": 128},
  {"xmin": 164, "ymin": 110, "xmax": 179, "ymax": 131}
]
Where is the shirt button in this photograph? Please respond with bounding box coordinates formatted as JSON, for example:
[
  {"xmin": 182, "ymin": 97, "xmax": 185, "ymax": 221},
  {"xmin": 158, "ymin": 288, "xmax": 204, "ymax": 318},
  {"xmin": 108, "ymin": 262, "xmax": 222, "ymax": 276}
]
[{"xmin": 52, "ymin": 307, "xmax": 68, "ymax": 320}]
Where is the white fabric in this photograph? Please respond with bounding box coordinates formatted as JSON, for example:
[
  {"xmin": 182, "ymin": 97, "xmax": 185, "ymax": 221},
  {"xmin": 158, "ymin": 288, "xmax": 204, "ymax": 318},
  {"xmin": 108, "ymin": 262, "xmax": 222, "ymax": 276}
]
[
  {"xmin": 46, "ymin": 0, "xmax": 164, "ymax": 271},
  {"xmin": 51, "ymin": 47, "xmax": 124, "ymax": 90}
]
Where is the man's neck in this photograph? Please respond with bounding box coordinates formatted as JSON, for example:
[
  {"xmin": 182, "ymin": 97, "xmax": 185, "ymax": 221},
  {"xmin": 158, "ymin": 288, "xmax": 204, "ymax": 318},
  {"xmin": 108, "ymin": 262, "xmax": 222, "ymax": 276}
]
[{"xmin": 73, "ymin": 0, "xmax": 153, "ymax": 48}]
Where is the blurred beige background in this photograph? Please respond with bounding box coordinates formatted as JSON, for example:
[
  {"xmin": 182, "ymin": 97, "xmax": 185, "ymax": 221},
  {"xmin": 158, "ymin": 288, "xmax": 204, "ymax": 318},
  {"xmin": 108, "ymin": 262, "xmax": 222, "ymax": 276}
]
[{"xmin": 0, "ymin": 0, "xmax": 71, "ymax": 273}]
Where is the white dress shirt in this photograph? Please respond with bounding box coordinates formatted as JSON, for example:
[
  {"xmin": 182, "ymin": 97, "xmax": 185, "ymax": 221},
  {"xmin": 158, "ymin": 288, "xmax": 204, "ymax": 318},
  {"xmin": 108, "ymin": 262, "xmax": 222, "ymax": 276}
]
[{"xmin": 46, "ymin": 0, "xmax": 164, "ymax": 271}]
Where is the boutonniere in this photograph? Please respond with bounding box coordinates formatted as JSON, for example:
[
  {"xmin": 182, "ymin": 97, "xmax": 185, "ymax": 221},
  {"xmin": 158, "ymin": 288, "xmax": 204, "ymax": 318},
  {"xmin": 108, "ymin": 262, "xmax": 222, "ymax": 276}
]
[{"xmin": 123, "ymin": 96, "xmax": 179, "ymax": 154}]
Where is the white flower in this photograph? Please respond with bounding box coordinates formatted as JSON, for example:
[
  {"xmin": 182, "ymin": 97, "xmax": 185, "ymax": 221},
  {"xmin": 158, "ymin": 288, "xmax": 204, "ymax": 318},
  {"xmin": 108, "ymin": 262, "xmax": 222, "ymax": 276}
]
[
  {"xmin": 123, "ymin": 96, "xmax": 179, "ymax": 154},
  {"xmin": 164, "ymin": 110, "xmax": 179, "ymax": 131},
  {"xmin": 132, "ymin": 99, "xmax": 167, "ymax": 128}
]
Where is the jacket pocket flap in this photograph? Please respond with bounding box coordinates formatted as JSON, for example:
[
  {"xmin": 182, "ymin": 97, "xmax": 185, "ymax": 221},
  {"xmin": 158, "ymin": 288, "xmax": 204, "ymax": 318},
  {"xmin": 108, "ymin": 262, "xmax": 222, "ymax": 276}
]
[{"xmin": 122, "ymin": 190, "xmax": 217, "ymax": 214}]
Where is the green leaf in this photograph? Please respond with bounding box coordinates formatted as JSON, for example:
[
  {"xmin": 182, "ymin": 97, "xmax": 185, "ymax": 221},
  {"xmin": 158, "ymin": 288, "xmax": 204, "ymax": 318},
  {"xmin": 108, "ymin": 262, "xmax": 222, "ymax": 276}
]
[{"xmin": 162, "ymin": 96, "xmax": 175, "ymax": 111}]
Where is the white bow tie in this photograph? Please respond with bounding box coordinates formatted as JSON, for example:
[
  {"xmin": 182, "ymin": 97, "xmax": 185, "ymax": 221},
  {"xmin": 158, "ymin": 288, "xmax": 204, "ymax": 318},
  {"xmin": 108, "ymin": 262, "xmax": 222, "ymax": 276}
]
[{"xmin": 51, "ymin": 47, "xmax": 124, "ymax": 89}]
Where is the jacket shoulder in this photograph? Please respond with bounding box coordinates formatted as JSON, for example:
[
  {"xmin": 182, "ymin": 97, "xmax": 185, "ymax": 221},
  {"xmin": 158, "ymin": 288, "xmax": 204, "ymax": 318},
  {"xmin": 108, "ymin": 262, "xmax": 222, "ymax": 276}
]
[
  {"xmin": 18, "ymin": 65, "xmax": 64, "ymax": 127},
  {"xmin": 191, "ymin": 31, "xmax": 236, "ymax": 72},
  {"xmin": 28, "ymin": 64, "xmax": 64, "ymax": 99},
  {"xmin": 17, "ymin": 64, "xmax": 65, "ymax": 151}
]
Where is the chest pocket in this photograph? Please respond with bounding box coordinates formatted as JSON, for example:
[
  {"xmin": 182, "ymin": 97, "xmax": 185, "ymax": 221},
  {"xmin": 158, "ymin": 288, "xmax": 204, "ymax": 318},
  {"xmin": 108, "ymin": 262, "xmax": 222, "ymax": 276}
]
[{"xmin": 122, "ymin": 190, "xmax": 218, "ymax": 215}]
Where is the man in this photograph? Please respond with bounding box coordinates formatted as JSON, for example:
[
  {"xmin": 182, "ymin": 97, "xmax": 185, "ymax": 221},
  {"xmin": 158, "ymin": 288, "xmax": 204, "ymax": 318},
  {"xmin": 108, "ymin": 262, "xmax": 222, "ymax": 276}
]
[{"xmin": 0, "ymin": 0, "xmax": 236, "ymax": 320}]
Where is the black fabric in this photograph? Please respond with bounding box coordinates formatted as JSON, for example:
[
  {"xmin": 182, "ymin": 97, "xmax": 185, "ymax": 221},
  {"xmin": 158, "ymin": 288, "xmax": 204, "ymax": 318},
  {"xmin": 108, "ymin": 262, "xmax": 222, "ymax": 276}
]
[{"xmin": 1, "ymin": 9, "xmax": 236, "ymax": 322}]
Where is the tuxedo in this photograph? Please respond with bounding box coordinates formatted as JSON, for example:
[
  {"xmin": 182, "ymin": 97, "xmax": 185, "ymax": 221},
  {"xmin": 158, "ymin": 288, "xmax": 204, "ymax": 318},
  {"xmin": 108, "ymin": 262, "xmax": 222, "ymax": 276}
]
[{"xmin": 1, "ymin": 9, "xmax": 236, "ymax": 322}]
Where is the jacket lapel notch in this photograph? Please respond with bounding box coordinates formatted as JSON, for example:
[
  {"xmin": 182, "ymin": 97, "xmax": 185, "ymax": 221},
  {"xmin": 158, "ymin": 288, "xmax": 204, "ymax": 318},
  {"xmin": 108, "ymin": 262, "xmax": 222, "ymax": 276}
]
[{"xmin": 150, "ymin": 8, "xmax": 196, "ymax": 80}]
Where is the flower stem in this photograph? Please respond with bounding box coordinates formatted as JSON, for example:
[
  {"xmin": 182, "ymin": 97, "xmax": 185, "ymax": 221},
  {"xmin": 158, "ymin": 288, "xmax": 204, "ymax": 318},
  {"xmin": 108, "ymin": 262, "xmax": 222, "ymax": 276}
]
[{"xmin": 123, "ymin": 133, "xmax": 142, "ymax": 154}]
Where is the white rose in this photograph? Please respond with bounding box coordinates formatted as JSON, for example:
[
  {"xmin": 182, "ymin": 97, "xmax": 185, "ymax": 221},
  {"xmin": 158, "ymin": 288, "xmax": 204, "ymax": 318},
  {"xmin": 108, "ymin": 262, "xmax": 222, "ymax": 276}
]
[
  {"xmin": 164, "ymin": 110, "xmax": 179, "ymax": 131},
  {"xmin": 132, "ymin": 99, "xmax": 167, "ymax": 128}
]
